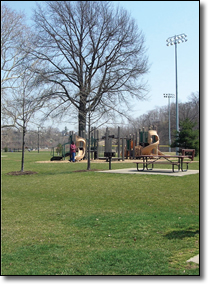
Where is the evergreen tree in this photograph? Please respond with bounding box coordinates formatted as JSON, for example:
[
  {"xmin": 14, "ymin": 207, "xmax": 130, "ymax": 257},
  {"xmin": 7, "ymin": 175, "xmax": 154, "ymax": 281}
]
[{"xmin": 171, "ymin": 118, "xmax": 199, "ymax": 156}]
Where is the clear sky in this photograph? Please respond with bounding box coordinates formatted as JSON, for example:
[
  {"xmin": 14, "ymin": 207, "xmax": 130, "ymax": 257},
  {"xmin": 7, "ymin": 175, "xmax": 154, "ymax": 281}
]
[
  {"xmin": 2, "ymin": 1, "xmax": 199, "ymax": 129},
  {"xmin": 114, "ymin": 1, "xmax": 199, "ymax": 115}
]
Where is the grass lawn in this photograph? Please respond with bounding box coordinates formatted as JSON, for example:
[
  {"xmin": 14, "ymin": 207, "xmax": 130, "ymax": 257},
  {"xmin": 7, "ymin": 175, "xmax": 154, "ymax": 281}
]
[{"xmin": 1, "ymin": 152, "xmax": 199, "ymax": 275}]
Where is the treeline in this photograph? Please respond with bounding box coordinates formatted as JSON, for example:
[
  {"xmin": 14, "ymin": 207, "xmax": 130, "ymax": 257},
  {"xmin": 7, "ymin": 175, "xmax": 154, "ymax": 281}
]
[
  {"xmin": 1, "ymin": 126, "xmax": 70, "ymax": 151},
  {"xmin": 2, "ymin": 92, "xmax": 199, "ymax": 151}
]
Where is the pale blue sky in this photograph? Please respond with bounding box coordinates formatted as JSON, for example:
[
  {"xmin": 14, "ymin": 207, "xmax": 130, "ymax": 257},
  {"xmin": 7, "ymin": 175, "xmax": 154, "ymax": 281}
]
[
  {"xmin": 2, "ymin": 1, "xmax": 199, "ymax": 129},
  {"xmin": 115, "ymin": 1, "xmax": 199, "ymax": 114}
]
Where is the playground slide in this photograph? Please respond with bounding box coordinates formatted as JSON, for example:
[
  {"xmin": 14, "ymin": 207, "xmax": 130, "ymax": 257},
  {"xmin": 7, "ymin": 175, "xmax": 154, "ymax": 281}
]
[
  {"xmin": 135, "ymin": 130, "xmax": 164, "ymax": 156},
  {"xmin": 75, "ymin": 136, "xmax": 86, "ymax": 161},
  {"xmin": 140, "ymin": 143, "xmax": 163, "ymax": 156}
]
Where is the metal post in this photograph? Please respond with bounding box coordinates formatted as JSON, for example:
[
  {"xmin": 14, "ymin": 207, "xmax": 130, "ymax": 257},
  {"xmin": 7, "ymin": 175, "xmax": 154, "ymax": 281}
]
[
  {"xmin": 129, "ymin": 135, "xmax": 131, "ymax": 159},
  {"xmin": 166, "ymin": 33, "xmax": 187, "ymax": 154},
  {"xmin": 109, "ymin": 157, "xmax": 112, "ymax": 170},
  {"xmin": 122, "ymin": 138, "xmax": 125, "ymax": 161},
  {"xmin": 38, "ymin": 127, "xmax": 39, "ymax": 153},
  {"xmin": 87, "ymin": 113, "xmax": 91, "ymax": 170},
  {"xmin": 118, "ymin": 126, "xmax": 120, "ymax": 160},
  {"xmin": 168, "ymin": 96, "xmax": 171, "ymax": 152},
  {"xmin": 105, "ymin": 128, "xmax": 108, "ymax": 153},
  {"xmin": 175, "ymin": 41, "xmax": 179, "ymax": 154},
  {"xmin": 96, "ymin": 129, "xmax": 99, "ymax": 159},
  {"xmin": 133, "ymin": 134, "xmax": 135, "ymax": 159},
  {"xmin": 163, "ymin": 94, "xmax": 174, "ymax": 152}
]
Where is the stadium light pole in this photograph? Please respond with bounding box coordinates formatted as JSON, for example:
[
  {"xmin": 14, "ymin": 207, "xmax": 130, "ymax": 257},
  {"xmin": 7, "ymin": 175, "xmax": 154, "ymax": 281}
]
[
  {"xmin": 166, "ymin": 33, "xmax": 187, "ymax": 154},
  {"xmin": 163, "ymin": 94, "xmax": 175, "ymax": 152}
]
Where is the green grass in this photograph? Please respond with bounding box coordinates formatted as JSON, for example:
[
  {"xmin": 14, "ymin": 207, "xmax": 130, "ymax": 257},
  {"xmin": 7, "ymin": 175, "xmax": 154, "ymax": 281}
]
[{"xmin": 1, "ymin": 152, "xmax": 199, "ymax": 275}]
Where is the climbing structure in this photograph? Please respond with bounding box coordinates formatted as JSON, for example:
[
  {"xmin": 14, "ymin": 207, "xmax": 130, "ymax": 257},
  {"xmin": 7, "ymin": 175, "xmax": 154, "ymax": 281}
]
[{"xmin": 135, "ymin": 130, "xmax": 163, "ymax": 156}]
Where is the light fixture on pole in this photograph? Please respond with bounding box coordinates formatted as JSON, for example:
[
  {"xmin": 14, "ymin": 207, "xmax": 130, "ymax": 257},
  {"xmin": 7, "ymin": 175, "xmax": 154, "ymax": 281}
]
[
  {"xmin": 166, "ymin": 33, "xmax": 187, "ymax": 154},
  {"xmin": 163, "ymin": 94, "xmax": 175, "ymax": 152}
]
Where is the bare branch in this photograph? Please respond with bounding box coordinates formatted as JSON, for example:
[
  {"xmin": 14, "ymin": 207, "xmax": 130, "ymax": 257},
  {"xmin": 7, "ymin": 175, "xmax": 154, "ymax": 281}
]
[{"xmin": 30, "ymin": 1, "xmax": 149, "ymax": 134}]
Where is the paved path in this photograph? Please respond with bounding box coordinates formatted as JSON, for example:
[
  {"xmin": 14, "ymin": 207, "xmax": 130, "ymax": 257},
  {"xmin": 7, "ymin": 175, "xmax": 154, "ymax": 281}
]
[
  {"xmin": 187, "ymin": 254, "xmax": 199, "ymax": 264},
  {"xmin": 98, "ymin": 168, "xmax": 199, "ymax": 177}
]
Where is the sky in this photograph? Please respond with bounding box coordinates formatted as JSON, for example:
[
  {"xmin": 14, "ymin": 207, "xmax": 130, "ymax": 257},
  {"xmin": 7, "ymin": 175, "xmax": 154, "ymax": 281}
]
[{"xmin": 2, "ymin": 0, "xmax": 199, "ymax": 131}]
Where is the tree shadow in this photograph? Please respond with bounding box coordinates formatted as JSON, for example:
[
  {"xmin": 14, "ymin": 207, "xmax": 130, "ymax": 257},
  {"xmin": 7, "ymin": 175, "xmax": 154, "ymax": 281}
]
[{"xmin": 164, "ymin": 229, "xmax": 199, "ymax": 240}]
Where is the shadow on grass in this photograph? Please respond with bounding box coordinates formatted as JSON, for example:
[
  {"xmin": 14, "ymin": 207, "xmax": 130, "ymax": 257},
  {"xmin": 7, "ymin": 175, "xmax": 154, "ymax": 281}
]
[{"xmin": 164, "ymin": 229, "xmax": 199, "ymax": 240}]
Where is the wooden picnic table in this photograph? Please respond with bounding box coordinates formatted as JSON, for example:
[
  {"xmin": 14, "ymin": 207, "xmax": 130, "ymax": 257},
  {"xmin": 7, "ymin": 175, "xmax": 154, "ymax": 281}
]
[{"xmin": 134, "ymin": 153, "xmax": 194, "ymax": 172}]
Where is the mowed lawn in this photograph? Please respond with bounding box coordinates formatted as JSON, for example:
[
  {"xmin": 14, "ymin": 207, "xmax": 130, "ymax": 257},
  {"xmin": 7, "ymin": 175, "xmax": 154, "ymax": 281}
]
[{"xmin": 1, "ymin": 152, "xmax": 199, "ymax": 275}]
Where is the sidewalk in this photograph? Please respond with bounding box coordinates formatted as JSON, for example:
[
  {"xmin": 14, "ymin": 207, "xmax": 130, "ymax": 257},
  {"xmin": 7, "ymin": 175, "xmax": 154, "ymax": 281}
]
[
  {"xmin": 98, "ymin": 168, "xmax": 199, "ymax": 177},
  {"xmin": 187, "ymin": 254, "xmax": 199, "ymax": 264}
]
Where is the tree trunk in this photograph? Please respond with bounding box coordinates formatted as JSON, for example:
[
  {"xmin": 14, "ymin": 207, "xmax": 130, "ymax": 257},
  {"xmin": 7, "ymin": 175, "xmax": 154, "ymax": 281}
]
[
  {"xmin": 78, "ymin": 100, "xmax": 87, "ymax": 136},
  {"xmin": 21, "ymin": 126, "xmax": 26, "ymax": 172},
  {"xmin": 87, "ymin": 112, "xmax": 91, "ymax": 170}
]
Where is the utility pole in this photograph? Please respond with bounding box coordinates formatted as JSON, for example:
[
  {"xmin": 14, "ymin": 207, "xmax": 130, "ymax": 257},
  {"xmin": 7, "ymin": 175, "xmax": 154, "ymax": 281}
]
[
  {"xmin": 163, "ymin": 94, "xmax": 175, "ymax": 152},
  {"xmin": 166, "ymin": 33, "xmax": 188, "ymax": 154}
]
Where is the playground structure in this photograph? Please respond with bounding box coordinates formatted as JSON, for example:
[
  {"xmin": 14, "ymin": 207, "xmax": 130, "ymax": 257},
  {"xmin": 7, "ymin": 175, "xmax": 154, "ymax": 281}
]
[
  {"xmin": 100, "ymin": 126, "xmax": 163, "ymax": 162},
  {"xmin": 50, "ymin": 133, "xmax": 86, "ymax": 161},
  {"xmin": 134, "ymin": 129, "xmax": 163, "ymax": 157},
  {"xmin": 50, "ymin": 125, "xmax": 163, "ymax": 162},
  {"xmin": 75, "ymin": 136, "xmax": 86, "ymax": 161},
  {"xmin": 49, "ymin": 126, "xmax": 195, "ymax": 173},
  {"xmin": 50, "ymin": 129, "xmax": 98, "ymax": 161}
]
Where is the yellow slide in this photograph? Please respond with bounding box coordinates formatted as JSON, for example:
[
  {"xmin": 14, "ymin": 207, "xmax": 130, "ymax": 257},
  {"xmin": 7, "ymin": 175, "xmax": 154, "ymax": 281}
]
[
  {"xmin": 135, "ymin": 130, "xmax": 163, "ymax": 156},
  {"xmin": 75, "ymin": 136, "xmax": 86, "ymax": 161}
]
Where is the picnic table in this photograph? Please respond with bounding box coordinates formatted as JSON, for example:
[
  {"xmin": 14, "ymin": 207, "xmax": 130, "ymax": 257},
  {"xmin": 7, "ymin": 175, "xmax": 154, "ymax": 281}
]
[{"xmin": 134, "ymin": 149, "xmax": 195, "ymax": 172}]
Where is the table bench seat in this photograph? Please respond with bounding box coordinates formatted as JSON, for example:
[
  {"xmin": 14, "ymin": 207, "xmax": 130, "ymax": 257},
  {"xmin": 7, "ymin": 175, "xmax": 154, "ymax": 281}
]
[
  {"xmin": 180, "ymin": 160, "xmax": 193, "ymax": 171},
  {"xmin": 181, "ymin": 149, "xmax": 195, "ymax": 171}
]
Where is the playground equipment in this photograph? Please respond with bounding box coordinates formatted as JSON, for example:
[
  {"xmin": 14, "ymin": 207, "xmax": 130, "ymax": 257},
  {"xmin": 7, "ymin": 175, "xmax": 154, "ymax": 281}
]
[
  {"xmin": 100, "ymin": 127, "xmax": 124, "ymax": 163},
  {"xmin": 100, "ymin": 126, "xmax": 164, "ymax": 164},
  {"xmin": 50, "ymin": 125, "xmax": 164, "ymax": 164},
  {"xmin": 124, "ymin": 138, "xmax": 136, "ymax": 158},
  {"xmin": 89, "ymin": 128, "xmax": 99, "ymax": 160},
  {"xmin": 50, "ymin": 134, "xmax": 86, "ymax": 161},
  {"xmin": 123, "ymin": 127, "xmax": 163, "ymax": 158},
  {"xmin": 75, "ymin": 136, "xmax": 86, "ymax": 161},
  {"xmin": 134, "ymin": 129, "xmax": 163, "ymax": 157},
  {"xmin": 102, "ymin": 133, "xmax": 116, "ymax": 170}
]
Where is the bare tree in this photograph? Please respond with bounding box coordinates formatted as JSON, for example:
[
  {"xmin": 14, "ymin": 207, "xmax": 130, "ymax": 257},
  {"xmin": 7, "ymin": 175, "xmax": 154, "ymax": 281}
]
[
  {"xmin": 1, "ymin": 4, "xmax": 30, "ymax": 92},
  {"xmin": 2, "ymin": 71, "xmax": 44, "ymax": 171},
  {"xmin": 29, "ymin": 1, "xmax": 149, "ymax": 135},
  {"xmin": 1, "ymin": 4, "xmax": 35, "ymax": 130}
]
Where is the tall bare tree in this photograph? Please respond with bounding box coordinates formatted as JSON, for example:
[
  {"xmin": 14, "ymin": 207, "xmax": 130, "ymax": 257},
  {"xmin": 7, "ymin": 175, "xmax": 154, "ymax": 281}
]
[
  {"xmin": 2, "ymin": 71, "xmax": 44, "ymax": 171},
  {"xmin": 29, "ymin": 1, "xmax": 149, "ymax": 135},
  {"xmin": 1, "ymin": 4, "xmax": 29, "ymax": 92},
  {"xmin": 1, "ymin": 4, "xmax": 34, "ymax": 129}
]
